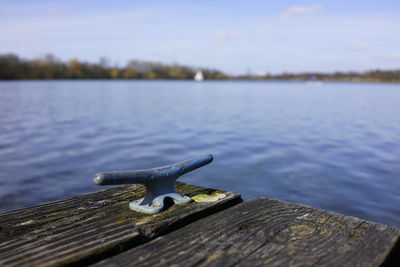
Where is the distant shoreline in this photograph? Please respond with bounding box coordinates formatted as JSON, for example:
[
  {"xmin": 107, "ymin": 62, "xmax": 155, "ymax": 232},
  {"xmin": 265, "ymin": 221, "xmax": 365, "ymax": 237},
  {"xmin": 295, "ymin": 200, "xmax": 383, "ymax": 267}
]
[
  {"xmin": 1, "ymin": 78, "xmax": 399, "ymax": 84},
  {"xmin": 1, "ymin": 53, "xmax": 399, "ymax": 83}
]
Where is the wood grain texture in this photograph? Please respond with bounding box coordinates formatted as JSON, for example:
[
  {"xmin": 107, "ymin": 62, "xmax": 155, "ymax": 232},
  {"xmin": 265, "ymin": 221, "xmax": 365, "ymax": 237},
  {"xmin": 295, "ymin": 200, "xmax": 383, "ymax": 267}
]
[
  {"xmin": 95, "ymin": 197, "xmax": 400, "ymax": 267},
  {"xmin": 0, "ymin": 182, "xmax": 241, "ymax": 266}
]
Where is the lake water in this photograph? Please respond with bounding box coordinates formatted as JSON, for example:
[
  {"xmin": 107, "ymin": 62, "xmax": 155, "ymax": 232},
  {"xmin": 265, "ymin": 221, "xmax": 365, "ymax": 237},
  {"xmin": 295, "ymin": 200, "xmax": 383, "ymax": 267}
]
[{"xmin": 0, "ymin": 80, "xmax": 399, "ymax": 226}]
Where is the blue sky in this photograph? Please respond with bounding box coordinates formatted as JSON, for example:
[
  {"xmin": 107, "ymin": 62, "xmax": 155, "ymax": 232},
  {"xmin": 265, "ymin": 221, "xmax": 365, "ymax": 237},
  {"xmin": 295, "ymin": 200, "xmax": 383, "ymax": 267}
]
[{"xmin": 1, "ymin": 0, "xmax": 399, "ymax": 74}]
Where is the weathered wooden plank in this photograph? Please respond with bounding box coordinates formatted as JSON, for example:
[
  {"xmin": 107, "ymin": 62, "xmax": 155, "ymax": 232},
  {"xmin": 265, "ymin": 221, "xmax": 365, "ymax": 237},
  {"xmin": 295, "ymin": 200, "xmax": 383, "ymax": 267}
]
[
  {"xmin": 94, "ymin": 197, "xmax": 400, "ymax": 267},
  {"xmin": 0, "ymin": 182, "xmax": 241, "ymax": 266}
]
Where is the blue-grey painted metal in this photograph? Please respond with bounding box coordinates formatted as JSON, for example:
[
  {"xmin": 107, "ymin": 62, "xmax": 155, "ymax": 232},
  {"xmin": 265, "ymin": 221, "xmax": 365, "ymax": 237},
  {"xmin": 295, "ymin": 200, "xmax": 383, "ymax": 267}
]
[{"xmin": 93, "ymin": 154, "xmax": 213, "ymax": 214}]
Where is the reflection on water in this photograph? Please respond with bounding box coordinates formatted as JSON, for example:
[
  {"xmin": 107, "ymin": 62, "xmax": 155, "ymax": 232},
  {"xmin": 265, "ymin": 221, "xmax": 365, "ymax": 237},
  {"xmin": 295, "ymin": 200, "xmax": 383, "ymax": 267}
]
[{"xmin": 0, "ymin": 80, "xmax": 399, "ymax": 226}]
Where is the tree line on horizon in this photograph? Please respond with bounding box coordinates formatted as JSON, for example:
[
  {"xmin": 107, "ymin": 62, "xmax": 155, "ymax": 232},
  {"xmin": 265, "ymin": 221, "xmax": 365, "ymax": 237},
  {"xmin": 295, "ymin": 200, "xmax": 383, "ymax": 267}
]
[
  {"xmin": 237, "ymin": 70, "xmax": 400, "ymax": 83},
  {"xmin": 0, "ymin": 54, "xmax": 228, "ymax": 80},
  {"xmin": 0, "ymin": 53, "xmax": 399, "ymax": 82}
]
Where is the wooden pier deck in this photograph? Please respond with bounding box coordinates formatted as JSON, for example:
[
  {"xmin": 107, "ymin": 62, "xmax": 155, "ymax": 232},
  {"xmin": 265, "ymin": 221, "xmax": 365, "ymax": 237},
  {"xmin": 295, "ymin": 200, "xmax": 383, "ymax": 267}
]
[{"xmin": 0, "ymin": 183, "xmax": 398, "ymax": 266}]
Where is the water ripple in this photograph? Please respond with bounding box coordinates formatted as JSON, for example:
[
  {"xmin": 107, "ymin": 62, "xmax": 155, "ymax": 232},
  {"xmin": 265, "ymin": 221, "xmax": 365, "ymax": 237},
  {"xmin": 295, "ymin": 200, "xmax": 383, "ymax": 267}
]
[{"xmin": 0, "ymin": 81, "xmax": 399, "ymax": 226}]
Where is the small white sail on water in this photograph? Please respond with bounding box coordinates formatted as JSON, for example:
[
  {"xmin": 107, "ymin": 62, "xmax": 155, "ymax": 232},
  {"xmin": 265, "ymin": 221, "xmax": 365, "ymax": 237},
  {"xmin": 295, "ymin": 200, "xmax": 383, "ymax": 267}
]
[{"xmin": 194, "ymin": 70, "xmax": 204, "ymax": 82}]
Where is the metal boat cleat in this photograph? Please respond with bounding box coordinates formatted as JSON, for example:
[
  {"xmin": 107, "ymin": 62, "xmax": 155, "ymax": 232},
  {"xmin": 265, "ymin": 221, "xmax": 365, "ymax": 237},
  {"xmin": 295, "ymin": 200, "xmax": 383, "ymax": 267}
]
[{"xmin": 93, "ymin": 154, "xmax": 213, "ymax": 214}]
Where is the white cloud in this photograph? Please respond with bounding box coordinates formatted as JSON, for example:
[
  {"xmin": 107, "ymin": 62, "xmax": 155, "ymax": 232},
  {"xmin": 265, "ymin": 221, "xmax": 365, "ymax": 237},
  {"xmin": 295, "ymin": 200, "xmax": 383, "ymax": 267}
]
[
  {"xmin": 215, "ymin": 31, "xmax": 241, "ymax": 41},
  {"xmin": 375, "ymin": 53, "xmax": 400, "ymax": 62},
  {"xmin": 18, "ymin": 41, "xmax": 28, "ymax": 47},
  {"xmin": 280, "ymin": 5, "xmax": 322, "ymax": 18},
  {"xmin": 346, "ymin": 43, "xmax": 370, "ymax": 52},
  {"xmin": 0, "ymin": 8, "xmax": 164, "ymax": 38},
  {"xmin": 46, "ymin": 9, "xmax": 67, "ymax": 16}
]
